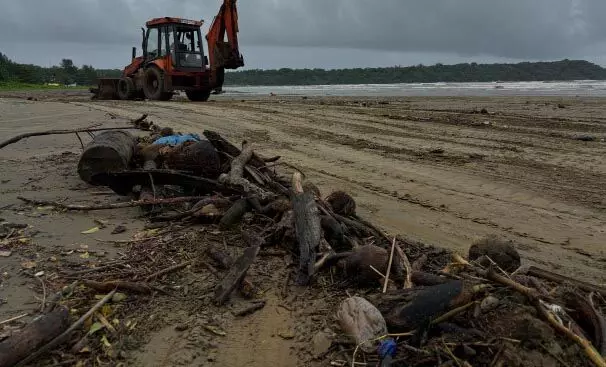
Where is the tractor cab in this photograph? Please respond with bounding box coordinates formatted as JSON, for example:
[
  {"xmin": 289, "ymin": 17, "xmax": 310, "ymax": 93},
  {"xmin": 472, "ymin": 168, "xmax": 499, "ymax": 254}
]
[{"xmin": 143, "ymin": 18, "xmax": 208, "ymax": 71}]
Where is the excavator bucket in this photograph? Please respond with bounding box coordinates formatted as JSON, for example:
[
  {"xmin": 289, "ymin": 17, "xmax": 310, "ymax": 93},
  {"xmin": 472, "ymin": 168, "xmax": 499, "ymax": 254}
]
[{"xmin": 91, "ymin": 78, "xmax": 120, "ymax": 100}]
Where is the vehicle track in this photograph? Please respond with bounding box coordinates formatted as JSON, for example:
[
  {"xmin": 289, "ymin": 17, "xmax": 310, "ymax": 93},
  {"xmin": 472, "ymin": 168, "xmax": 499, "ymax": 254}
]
[{"xmin": 77, "ymin": 96, "xmax": 606, "ymax": 283}]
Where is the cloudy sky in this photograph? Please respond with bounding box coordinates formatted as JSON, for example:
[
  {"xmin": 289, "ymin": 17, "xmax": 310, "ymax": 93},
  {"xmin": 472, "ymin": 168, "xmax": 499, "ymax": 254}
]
[{"xmin": 1, "ymin": 0, "xmax": 605, "ymax": 69}]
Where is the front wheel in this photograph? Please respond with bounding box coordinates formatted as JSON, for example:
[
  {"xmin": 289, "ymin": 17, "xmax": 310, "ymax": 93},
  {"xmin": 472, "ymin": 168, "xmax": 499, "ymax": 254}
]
[
  {"xmin": 186, "ymin": 89, "xmax": 211, "ymax": 102},
  {"xmin": 143, "ymin": 67, "xmax": 172, "ymax": 101}
]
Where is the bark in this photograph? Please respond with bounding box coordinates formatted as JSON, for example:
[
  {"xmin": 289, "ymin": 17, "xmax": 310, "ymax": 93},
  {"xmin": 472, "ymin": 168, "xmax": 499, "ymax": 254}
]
[
  {"xmin": 219, "ymin": 198, "xmax": 251, "ymax": 229},
  {"xmin": 206, "ymin": 247, "xmax": 235, "ymax": 269},
  {"xmin": 205, "ymin": 247, "xmax": 256, "ymax": 298},
  {"xmin": 77, "ymin": 130, "xmax": 136, "ymax": 184},
  {"xmin": 291, "ymin": 172, "xmax": 321, "ymax": 285},
  {"xmin": 0, "ymin": 307, "xmax": 70, "ymax": 367},
  {"xmin": 214, "ymin": 245, "xmax": 260, "ymax": 306}
]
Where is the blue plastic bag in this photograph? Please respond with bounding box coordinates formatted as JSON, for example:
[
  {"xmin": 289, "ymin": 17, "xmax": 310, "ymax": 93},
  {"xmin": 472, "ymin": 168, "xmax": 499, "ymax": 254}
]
[{"xmin": 153, "ymin": 134, "xmax": 201, "ymax": 146}]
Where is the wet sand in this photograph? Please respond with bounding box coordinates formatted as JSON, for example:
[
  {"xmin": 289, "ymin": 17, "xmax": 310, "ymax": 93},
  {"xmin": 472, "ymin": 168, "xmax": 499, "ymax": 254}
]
[{"xmin": 1, "ymin": 91, "xmax": 605, "ymax": 365}]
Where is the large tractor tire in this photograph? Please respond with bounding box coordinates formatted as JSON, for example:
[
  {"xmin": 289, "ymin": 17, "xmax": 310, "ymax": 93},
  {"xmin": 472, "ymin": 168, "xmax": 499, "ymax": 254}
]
[
  {"xmin": 143, "ymin": 67, "xmax": 172, "ymax": 101},
  {"xmin": 117, "ymin": 77, "xmax": 136, "ymax": 100},
  {"xmin": 186, "ymin": 89, "xmax": 211, "ymax": 102}
]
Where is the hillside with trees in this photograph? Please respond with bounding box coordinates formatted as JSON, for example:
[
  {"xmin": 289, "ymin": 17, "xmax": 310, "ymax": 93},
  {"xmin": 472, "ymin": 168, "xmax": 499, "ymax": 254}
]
[
  {"xmin": 224, "ymin": 60, "xmax": 606, "ymax": 86},
  {"xmin": 0, "ymin": 52, "xmax": 120, "ymax": 87},
  {"xmin": 1, "ymin": 52, "xmax": 605, "ymax": 87}
]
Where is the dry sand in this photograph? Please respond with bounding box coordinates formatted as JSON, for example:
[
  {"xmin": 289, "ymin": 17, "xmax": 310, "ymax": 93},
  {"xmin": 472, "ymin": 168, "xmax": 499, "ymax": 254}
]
[{"xmin": 1, "ymin": 91, "xmax": 605, "ymax": 365}]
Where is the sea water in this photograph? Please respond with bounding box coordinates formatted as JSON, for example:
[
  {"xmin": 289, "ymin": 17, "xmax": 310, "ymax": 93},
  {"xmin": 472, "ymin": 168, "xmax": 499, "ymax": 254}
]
[{"xmin": 225, "ymin": 80, "xmax": 606, "ymax": 97}]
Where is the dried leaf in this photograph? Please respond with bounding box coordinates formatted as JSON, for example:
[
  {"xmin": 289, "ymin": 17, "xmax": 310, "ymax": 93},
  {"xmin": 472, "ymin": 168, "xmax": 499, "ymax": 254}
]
[
  {"xmin": 100, "ymin": 335, "xmax": 112, "ymax": 348},
  {"xmin": 34, "ymin": 271, "xmax": 44, "ymax": 277},
  {"xmin": 0, "ymin": 251, "xmax": 12, "ymax": 257},
  {"xmin": 21, "ymin": 260, "xmax": 36, "ymax": 269},
  {"xmin": 49, "ymin": 256, "xmax": 57, "ymax": 262},
  {"xmin": 101, "ymin": 304, "xmax": 112, "ymax": 318},
  {"xmin": 112, "ymin": 293, "xmax": 127, "ymax": 303},
  {"xmin": 94, "ymin": 219, "xmax": 109, "ymax": 228},
  {"xmin": 18, "ymin": 238, "xmax": 30, "ymax": 243},
  {"xmin": 145, "ymin": 228, "xmax": 159, "ymax": 236},
  {"xmin": 88, "ymin": 322, "xmax": 104, "ymax": 335},
  {"xmin": 36, "ymin": 206, "xmax": 54, "ymax": 211},
  {"xmin": 96, "ymin": 313, "xmax": 116, "ymax": 334},
  {"xmin": 77, "ymin": 346, "xmax": 91, "ymax": 354},
  {"xmin": 81, "ymin": 227, "xmax": 100, "ymax": 234}
]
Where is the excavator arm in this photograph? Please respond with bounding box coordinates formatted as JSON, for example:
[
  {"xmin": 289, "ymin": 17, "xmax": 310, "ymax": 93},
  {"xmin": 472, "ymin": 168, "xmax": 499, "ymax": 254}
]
[{"xmin": 206, "ymin": 0, "xmax": 244, "ymax": 91}]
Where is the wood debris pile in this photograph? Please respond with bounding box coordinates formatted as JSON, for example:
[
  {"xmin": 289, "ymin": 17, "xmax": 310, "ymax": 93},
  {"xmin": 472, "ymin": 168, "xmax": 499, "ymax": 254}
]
[{"xmin": 1, "ymin": 115, "xmax": 605, "ymax": 367}]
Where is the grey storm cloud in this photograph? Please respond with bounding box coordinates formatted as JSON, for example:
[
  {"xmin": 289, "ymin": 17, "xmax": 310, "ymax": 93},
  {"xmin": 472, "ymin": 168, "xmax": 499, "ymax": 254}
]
[{"xmin": 1, "ymin": 0, "xmax": 606, "ymax": 66}]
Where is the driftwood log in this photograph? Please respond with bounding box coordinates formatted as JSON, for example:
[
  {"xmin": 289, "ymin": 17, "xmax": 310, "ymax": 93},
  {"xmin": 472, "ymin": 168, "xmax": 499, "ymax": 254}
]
[
  {"xmin": 214, "ymin": 245, "xmax": 260, "ymax": 306},
  {"xmin": 91, "ymin": 169, "xmax": 233, "ymax": 196},
  {"xmin": 218, "ymin": 142, "xmax": 274, "ymax": 200},
  {"xmin": 525, "ymin": 266, "xmax": 606, "ymax": 297},
  {"xmin": 203, "ymin": 130, "xmax": 267, "ymax": 168},
  {"xmin": 206, "ymin": 247, "xmax": 256, "ymax": 298},
  {"xmin": 291, "ymin": 172, "xmax": 321, "ymax": 285},
  {"xmin": 77, "ymin": 130, "xmax": 136, "ymax": 184},
  {"xmin": 0, "ymin": 307, "xmax": 70, "ymax": 367},
  {"xmin": 219, "ymin": 198, "xmax": 251, "ymax": 229}
]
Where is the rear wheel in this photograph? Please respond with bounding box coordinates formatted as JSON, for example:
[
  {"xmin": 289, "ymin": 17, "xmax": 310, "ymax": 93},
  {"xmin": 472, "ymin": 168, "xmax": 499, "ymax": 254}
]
[
  {"xmin": 186, "ymin": 89, "xmax": 211, "ymax": 102},
  {"xmin": 143, "ymin": 67, "xmax": 173, "ymax": 101},
  {"xmin": 117, "ymin": 77, "xmax": 136, "ymax": 100}
]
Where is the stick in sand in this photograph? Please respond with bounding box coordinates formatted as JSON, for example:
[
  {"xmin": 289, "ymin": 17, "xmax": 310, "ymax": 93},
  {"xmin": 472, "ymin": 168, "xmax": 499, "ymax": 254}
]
[
  {"xmin": 0, "ymin": 126, "xmax": 142, "ymax": 150},
  {"xmin": 145, "ymin": 260, "xmax": 194, "ymax": 282},
  {"xmin": 0, "ymin": 313, "xmax": 28, "ymax": 325},
  {"xmin": 382, "ymin": 237, "xmax": 396, "ymax": 293},
  {"xmin": 18, "ymin": 196, "xmax": 207, "ymax": 211},
  {"xmin": 15, "ymin": 288, "xmax": 117, "ymax": 367}
]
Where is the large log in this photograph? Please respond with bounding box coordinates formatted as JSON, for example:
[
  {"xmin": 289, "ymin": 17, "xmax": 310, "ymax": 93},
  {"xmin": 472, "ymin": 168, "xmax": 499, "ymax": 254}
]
[
  {"xmin": 214, "ymin": 245, "xmax": 260, "ymax": 306},
  {"xmin": 0, "ymin": 307, "xmax": 70, "ymax": 367},
  {"xmin": 291, "ymin": 172, "xmax": 321, "ymax": 285},
  {"xmin": 77, "ymin": 130, "xmax": 135, "ymax": 185},
  {"xmin": 164, "ymin": 140, "xmax": 221, "ymax": 178}
]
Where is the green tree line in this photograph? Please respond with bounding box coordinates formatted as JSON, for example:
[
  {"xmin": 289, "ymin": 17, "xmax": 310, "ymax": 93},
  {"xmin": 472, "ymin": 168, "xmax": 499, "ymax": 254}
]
[
  {"xmin": 2, "ymin": 52, "xmax": 605, "ymax": 87},
  {"xmin": 0, "ymin": 52, "xmax": 120, "ymax": 86},
  {"xmin": 224, "ymin": 60, "xmax": 606, "ymax": 86}
]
